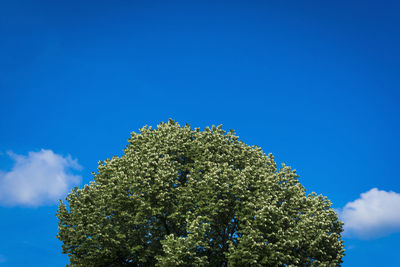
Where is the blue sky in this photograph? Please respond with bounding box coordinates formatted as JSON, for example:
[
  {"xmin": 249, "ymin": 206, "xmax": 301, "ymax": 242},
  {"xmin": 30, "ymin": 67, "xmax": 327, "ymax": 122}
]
[{"xmin": 0, "ymin": 0, "xmax": 399, "ymax": 265}]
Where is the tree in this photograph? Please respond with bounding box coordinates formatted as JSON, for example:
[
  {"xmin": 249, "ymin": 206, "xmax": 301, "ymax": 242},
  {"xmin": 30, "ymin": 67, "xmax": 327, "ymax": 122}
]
[{"xmin": 57, "ymin": 119, "xmax": 345, "ymax": 266}]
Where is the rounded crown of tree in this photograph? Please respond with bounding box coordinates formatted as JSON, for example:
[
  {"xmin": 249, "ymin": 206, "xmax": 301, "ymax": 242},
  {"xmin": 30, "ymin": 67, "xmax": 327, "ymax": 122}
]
[{"xmin": 57, "ymin": 119, "xmax": 345, "ymax": 266}]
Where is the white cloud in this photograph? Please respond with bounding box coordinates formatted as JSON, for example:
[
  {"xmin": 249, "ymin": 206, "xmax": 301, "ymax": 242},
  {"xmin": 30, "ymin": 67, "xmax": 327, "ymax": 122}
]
[
  {"xmin": 339, "ymin": 188, "xmax": 400, "ymax": 239},
  {"xmin": 0, "ymin": 149, "xmax": 81, "ymax": 207}
]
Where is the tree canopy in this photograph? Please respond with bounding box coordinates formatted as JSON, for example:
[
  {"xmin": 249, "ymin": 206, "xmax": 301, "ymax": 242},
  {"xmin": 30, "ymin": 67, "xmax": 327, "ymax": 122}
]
[{"xmin": 57, "ymin": 119, "xmax": 345, "ymax": 266}]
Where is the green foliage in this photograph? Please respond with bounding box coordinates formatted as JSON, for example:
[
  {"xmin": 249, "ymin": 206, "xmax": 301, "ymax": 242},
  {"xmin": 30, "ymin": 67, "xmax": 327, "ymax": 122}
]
[{"xmin": 57, "ymin": 119, "xmax": 345, "ymax": 266}]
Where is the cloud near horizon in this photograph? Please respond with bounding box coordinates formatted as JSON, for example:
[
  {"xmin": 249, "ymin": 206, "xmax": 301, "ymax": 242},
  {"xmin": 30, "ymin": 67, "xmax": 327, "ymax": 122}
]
[
  {"xmin": 339, "ymin": 188, "xmax": 400, "ymax": 239},
  {"xmin": 0, "ymin": 149, "xmax": 81, "ymax": 207}
]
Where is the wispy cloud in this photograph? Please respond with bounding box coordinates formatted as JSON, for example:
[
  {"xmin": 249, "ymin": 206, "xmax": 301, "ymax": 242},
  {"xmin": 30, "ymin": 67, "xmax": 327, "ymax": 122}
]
[
  {"xmin": 0, "ymin": 149, "xmax": 81, "ymax": 207},
  {"xmin": 338, "ymin": 188, "xmax": 400, "ymax": 239}
]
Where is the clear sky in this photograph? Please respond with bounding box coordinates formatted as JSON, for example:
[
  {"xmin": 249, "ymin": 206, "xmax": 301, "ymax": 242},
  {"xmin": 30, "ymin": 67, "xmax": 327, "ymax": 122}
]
[{"xmin": 1, "ymin": 0, "xmax": 399, "ymax": 266}]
